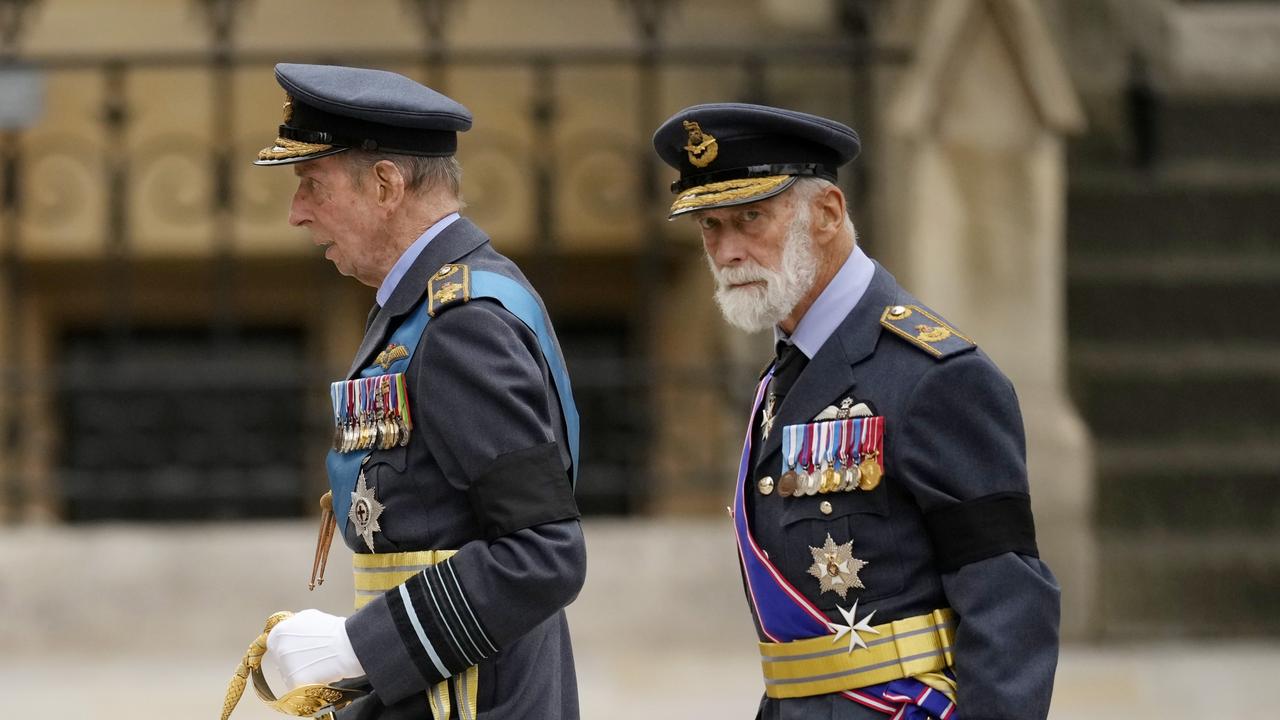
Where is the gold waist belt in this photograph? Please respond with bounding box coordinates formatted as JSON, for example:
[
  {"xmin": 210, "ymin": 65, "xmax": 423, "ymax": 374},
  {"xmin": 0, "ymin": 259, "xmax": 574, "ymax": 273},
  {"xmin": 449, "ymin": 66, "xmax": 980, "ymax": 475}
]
[
  {"xmin": 353, "ymin": 550, "xmax": 479, "ymax": 720},
  {"xmin": 760, "ymin": 608, "xmax": 956, "ymax": 699}
]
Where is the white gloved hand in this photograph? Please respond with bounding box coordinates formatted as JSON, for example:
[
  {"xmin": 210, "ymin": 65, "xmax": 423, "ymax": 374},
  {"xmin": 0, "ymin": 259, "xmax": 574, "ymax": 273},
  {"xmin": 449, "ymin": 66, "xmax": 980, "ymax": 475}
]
[{"xmin": 265, "ymin": 609, "xmax": 365, "ymax": 691}]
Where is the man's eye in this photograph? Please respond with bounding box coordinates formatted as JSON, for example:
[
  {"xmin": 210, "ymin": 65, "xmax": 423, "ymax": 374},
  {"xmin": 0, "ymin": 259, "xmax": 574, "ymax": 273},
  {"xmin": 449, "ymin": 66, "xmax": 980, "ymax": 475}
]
[
  {"xmin": 698, "ymin": 216, "xmax": 719, "ymax": 230},
  {"xmin": 741, "ymin": 210, "xmax": 760, "ymax": 222}
]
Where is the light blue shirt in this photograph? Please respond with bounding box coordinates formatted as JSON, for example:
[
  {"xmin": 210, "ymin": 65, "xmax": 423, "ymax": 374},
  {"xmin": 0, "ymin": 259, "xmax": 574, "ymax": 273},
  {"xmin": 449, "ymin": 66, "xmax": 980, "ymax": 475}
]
[
  {"xmin": 375, "ymin": 212, "xmax": 461, "ymax": 306},
  {"xmin": 776, "ymin": 245, "xmax": 875, "ymax": 359}
]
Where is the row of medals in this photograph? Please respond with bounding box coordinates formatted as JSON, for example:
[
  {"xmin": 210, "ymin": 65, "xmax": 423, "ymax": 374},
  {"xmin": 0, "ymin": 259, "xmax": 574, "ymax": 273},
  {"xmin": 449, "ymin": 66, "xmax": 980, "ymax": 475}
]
[
  {"xmin": 334, "ymin": 414, "xmax": 411, "ymax": 453},
  {"xmin": 773, "ymin": 451, "xmax": 883, "ymax": 497}
]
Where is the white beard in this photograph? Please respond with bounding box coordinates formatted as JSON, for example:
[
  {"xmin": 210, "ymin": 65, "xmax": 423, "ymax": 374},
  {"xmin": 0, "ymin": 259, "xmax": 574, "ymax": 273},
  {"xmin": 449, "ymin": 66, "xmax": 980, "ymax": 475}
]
[{"xmin": 707, "ymin": 205, "xmax": 819, "ymax": 333}]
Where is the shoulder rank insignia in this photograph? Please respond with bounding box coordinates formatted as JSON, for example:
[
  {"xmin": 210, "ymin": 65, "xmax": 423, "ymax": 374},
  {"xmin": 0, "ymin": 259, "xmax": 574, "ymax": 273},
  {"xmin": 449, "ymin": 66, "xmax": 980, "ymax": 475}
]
[
  {"xmin": 427, "ymin": 263, "xmax": 471, "ymax": 317},
  {"xmin": 880, "ymin": 304, "xmax": 975, "ymax": 359},
  {"xmin": 374, "ymin": 343, "xmax": 409, "ymax": 370}
]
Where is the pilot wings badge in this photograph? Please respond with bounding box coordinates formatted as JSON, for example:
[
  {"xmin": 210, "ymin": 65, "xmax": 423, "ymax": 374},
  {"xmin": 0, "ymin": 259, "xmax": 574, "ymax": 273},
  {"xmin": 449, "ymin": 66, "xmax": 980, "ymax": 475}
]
[{"xmin": 375, "ymin": 343, "xmax": 409, "ymax": 370}]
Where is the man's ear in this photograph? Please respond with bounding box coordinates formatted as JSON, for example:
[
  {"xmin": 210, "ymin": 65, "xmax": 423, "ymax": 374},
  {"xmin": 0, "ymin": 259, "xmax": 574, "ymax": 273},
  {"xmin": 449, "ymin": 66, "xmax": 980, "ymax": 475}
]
[
  {"xmin": 371, "ymin": 160, "xmax": 407, "ymax": 212},
  {"xmin": 811, "ymin": 184, "xmax": 846, "ymax": 245}
]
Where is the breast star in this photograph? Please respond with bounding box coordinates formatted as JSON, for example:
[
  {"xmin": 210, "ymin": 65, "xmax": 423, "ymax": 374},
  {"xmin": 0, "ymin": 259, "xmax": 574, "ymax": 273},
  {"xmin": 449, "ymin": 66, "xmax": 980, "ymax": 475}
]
[
  {"xmin": 350, "ymin": 471, "xmax": 385, "ymax": 553},
  {"xmin": 806, "ymin": 533, "xmax": 868, "ymax": 600}
]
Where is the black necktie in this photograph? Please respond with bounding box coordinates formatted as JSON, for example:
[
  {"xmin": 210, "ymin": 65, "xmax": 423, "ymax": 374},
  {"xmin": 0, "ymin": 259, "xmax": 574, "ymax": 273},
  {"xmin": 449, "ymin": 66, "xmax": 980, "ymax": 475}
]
[
  {"xmin": 769, "ymin": 340, "xmax": 807, "ymax": 401},
  {"xmin": 753, "ymin": 341, "xmax": 807, "ymax": 465}
]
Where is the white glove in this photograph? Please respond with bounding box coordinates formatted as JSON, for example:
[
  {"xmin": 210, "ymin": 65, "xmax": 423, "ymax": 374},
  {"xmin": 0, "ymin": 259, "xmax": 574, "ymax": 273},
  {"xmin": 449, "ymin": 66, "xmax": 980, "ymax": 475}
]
[{"xmin": 265, "ymin": 609, "xmax": 365, "ymax": 691}]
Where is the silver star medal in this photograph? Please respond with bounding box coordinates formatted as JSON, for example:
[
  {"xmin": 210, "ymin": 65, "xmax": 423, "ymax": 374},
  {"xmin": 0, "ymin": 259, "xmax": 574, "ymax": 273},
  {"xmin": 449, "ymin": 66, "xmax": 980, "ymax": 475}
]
[
  {"xmin": 761, "ymin": 393, "xmax": 778, "ymax": 439},
  {"xmin": 807, "ymin": 533, "xmax": 868, "ymax": 599},
  {"xmin": 828, "ymin": 599, "xmax": 880, "ymax": 654},
  {"xmin": 350, "ymin": 470, "xmax": 385, "ymax": 552}
]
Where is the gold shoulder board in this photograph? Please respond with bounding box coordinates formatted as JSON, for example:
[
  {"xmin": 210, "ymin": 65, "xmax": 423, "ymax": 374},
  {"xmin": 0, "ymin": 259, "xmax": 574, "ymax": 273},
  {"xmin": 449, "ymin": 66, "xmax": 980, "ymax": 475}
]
[
  {"xmin": 879, "ymin": 304, "xmax": 976, "ymax": 359},
  {"xmin": 427, "ymin": 263, "xmax": 471, "ymax": 317}
]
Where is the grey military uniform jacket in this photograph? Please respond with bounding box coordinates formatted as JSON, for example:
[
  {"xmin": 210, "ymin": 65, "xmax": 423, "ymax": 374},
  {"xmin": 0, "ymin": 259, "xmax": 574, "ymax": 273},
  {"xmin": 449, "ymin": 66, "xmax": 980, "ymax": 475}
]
[
  {"xmin": 750, "ymin": 262, "xmax": 1060, "ymax": 720},
  {"xmin": 339, "ymin": 218, "xmax": 584, "ymax": 719}
]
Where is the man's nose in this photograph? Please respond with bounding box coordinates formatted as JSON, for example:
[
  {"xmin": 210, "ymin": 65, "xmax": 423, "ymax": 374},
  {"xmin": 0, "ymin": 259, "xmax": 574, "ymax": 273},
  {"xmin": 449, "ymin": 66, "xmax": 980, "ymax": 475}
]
[
  {"xmin": 708, "ymin": 232, "xmax": 747, "ymax": 269},
  {"xmin": 288, "ymin": 191, "xmax": 308, "ymax": 227}
]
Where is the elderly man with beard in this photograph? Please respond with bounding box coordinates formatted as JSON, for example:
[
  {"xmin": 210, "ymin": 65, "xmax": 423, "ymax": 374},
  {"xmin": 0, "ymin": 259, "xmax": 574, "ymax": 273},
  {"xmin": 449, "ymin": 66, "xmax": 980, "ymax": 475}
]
[{"xmin": 653, "ymin": 104, "xmax": 1060, "ymax": 720}]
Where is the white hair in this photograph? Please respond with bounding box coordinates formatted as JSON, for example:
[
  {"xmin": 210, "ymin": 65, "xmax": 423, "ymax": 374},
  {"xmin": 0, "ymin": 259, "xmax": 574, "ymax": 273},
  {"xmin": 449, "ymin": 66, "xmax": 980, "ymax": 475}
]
[
  {"xmin": 790, "ymin": 176, "xmax": 856, "ymax": 240},
  {"xmin": 346, "ymin": 151, "xmax": 464, "ymax": 202}
]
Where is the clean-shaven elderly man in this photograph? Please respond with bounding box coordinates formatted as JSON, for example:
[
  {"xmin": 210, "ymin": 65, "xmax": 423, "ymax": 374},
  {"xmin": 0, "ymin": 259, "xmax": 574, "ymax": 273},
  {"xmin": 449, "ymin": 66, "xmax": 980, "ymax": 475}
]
[
  {"xmin": 653, "ymin": 103, "xmax": 1060, "ymax": 720},
  {"xmin": 242, "ymin": 63, "xmax": 585, "ymax": 720}
]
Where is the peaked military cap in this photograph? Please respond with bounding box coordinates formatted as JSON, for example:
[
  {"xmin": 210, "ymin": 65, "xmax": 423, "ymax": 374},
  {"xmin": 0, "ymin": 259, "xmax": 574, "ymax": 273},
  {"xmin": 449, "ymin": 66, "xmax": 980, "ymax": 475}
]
[
  {"xmin": 255, "ymin": 63, "xmax": 473, "ymax": 166},
  {"xmin": 652, "ymin": 103, "xmax": 860, "ymax": 218}
]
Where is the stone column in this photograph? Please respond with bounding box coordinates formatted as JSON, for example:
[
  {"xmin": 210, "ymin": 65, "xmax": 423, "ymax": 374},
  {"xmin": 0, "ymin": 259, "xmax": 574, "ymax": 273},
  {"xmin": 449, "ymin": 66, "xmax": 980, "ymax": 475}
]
[{"xmin": 875, "ymin": 0, "xmax": 1096, "ymax": 638}]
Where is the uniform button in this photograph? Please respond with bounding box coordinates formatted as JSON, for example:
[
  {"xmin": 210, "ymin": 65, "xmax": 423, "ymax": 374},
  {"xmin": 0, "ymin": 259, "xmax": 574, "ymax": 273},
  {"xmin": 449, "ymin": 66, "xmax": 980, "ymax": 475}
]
[
  {"xmin": 758, "ymin": 476, "xmax": 775, "ymax": 495},
  {"xmin": 819, "ymin": 500, "xmax": 833, "ymax": 515},
  {"xmin": 889, "ymin": 305, "xmax": 908, "ymax": 318}
]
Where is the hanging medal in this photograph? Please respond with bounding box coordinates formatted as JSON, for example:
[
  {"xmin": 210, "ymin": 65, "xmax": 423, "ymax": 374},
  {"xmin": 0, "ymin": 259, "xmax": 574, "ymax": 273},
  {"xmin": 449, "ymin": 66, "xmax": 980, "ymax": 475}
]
[
  {"xmin": 395, "ymin": 373, "xmax": 413, "ymax": 446},
  {"xmin": 858, "ymin": 416, "xmax": 884, "ymax": 491},
  {"xmin": 840, "ymin": 418, "xmax": 862, "ymax": 491},
  {"xmin": 821, "ymin": 422, "xmax": 840, "ymax": 493},
  {"xmin": 815, "ymin": 422, "xmax": 830, "ymax": 493},
  {"xmin": 779, "ymin": 424, "xmax": 800, "ymax": 498},
  {"xmin": 805, "ymin": 423, "xmax": 821, "ymax": 496},
  {"xmin": 796, "ymin": 424, "xmax": 811, "ymax": 496},
  {"xmin": 330, "ymin": 382, "xmax": 344, "ymax": 451},
  {"xmin": 344, "ymin": 381, "xmax": 357, "ymax": 452}
]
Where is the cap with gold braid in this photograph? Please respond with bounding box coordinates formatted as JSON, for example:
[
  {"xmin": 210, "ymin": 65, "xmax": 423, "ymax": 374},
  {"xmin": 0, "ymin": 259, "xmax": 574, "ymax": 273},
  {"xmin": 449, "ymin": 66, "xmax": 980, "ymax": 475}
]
[
  {"xmin": 652, "ymin": 102, "xmax": 861, "ymax": 218},
  {"xmin": 254, "ymin": 63, "xmax": 472, "ymax": 166}
]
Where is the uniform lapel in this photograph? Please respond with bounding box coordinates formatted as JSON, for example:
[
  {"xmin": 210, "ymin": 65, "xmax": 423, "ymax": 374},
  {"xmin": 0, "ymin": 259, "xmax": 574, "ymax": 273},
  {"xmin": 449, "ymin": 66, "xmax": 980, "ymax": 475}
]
[
  {"xmin": 753, "ymin": 263, "xmax": 899, "ymax": 474},
  {"xmin": 346, "ymin": 217, "xmax": 490, "ymax": 378}
]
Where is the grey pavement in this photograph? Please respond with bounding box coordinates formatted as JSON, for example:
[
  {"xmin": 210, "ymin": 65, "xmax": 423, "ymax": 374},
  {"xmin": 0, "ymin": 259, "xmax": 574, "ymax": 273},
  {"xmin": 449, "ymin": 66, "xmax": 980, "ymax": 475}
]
[{"xmin": 1, "ymin": 519, "xmax": 1274, "ymax": 718}]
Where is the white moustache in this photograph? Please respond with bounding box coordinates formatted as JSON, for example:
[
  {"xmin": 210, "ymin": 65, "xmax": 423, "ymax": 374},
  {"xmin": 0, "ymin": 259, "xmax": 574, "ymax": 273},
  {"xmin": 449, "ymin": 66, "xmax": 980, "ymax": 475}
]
[{"xmin": 714, "ymin": 264, "xmax": 773, "ymax": 290}]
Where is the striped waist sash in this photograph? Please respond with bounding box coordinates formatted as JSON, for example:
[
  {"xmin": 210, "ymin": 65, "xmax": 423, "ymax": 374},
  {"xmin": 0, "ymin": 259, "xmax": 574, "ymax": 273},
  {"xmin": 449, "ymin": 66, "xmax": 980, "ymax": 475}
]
[
  {"xmin": 760, "ymin": 608, "xmax": 956, "ymax": 699},
  {"xmin": 353, "ymin": 550, "xmax": 478, "ymax": 720}
]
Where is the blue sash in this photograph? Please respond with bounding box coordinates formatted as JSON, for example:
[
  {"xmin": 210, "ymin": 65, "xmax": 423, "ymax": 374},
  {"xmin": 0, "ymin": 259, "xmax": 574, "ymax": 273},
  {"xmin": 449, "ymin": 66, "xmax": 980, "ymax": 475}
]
[{"xmin": 326, "ymin": 270, "xmax": 580, "ymax": 530}]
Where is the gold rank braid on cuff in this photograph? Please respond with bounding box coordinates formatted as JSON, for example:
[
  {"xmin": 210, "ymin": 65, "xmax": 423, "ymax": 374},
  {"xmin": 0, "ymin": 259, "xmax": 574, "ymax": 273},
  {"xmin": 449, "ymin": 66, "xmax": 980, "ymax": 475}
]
[
  {"xmin": 669, "ymin": 175, "xmax": 792, "ymax": 213},
  {"xmin": 221, "ymin": 611, "xmax": 294, "ymax": 720},
  {"xmin": 257, "ymin": 137, "xmax": 335, "ymax": 161}
]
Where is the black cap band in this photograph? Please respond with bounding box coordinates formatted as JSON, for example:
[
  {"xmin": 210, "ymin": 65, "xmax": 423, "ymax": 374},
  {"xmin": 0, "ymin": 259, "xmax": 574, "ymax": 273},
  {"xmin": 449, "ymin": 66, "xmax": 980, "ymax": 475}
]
[{"xmin": 283, "ymin": 98, "xmax": 458, "ymax": 157}]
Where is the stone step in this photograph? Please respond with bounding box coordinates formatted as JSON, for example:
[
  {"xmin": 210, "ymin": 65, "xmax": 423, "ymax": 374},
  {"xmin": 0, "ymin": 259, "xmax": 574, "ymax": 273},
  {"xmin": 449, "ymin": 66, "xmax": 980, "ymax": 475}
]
[
  {"xmin": 1154, "ymin": 94, "xmax": 1280, "ymax": 166},
  {"xmin": 1069, "ymin": 254, "xmax": 1280, "ymax": 284},
  {"xmin": 1099, "ymin": 532, "xmax": 1280, "ymax": 638},
  {"xmin": 1067, "ymin": 173, "xmax": 1280, "ymax": 257},
  {"xmin": 1070, "ymin": 344, "xmax": 1280, "ymax": 442},
  {"xmin": 1067, "ymin": 273, "xmax": 1280, "ymax": 343},
  {"xmin": 1093, "ymin": 440, "xmax": 1280, "ymax": 533}
]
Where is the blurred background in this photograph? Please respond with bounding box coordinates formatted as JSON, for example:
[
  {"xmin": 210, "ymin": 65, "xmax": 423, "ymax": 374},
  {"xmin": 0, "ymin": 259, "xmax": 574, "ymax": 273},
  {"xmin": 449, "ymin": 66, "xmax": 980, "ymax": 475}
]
[{"xmin": 0, "ymin": 0, "xmax": 1276, "ymax": 717}]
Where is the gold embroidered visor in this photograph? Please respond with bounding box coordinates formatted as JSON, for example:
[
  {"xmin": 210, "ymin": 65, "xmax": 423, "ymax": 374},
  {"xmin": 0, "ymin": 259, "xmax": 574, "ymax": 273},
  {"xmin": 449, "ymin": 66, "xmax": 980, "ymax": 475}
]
[
  {"xmin": 256, "ymin": 136, "xmax": 346, "ymax": 164},
  {"xmin": 668, "ymin": 175, "xmax": 796, "ymax": 219}
]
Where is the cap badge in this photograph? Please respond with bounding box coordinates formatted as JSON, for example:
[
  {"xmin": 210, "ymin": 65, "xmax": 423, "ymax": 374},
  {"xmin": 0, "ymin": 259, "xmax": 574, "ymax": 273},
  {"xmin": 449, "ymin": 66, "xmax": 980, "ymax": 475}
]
[
  {"xmin": 282, "ymin": 95, "xmax": 294, "ymax": 124},
  {"xmin": 682, "ymin": 120, "xmax": 719, "ymax": 168}
]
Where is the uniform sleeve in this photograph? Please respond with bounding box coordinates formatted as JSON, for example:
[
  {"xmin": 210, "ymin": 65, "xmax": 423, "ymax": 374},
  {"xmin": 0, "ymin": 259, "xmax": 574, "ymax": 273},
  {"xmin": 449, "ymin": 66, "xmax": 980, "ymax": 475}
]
[
  {"xmin": 895, "ymin": 352, "xmax": 1060, "ymax": 720},
  {"xmin": 346, "ymin": 300, "xmax": 585, "ymax": 704}
]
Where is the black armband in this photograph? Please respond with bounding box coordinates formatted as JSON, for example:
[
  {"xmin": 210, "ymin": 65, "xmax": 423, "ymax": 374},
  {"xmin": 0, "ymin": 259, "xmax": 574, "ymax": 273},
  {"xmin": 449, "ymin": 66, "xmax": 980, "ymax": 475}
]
[
  {"xmin": 924, "ymin": 491, "xmax": 1039, "ymax": 572},
  {"xmin": 468, "ymin": 442, "xmax": 579, "ymax": 540}
]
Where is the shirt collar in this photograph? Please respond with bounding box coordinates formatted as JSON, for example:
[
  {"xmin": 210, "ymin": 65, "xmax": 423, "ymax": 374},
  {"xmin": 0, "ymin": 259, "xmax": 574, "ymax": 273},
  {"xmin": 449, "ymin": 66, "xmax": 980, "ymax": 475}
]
[
  {"xmin": 375, "ymin": 212, "xmax": 461, "ymax": 307},
  {"xmin": 775, "ymin": 244, "xmax": 875, "ymax": 359}
]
